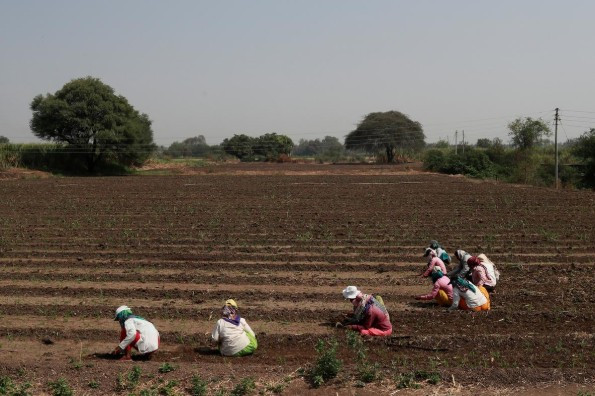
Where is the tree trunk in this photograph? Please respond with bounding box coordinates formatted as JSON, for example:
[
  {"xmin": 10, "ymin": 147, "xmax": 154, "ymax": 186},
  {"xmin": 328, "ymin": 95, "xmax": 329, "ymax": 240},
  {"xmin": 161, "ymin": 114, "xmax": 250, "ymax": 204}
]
[{"xmin": 386, "ymin": 146, "xmax": 395, "ymax": 163}]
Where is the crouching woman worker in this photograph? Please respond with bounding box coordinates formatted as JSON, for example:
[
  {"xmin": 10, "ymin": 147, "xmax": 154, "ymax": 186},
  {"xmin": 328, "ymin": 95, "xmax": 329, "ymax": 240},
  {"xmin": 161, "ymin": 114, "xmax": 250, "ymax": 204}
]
[
  {"xmin": 467, "ymin": 255, "xmax": 499, "ymax": 293},
  {"xmin": 340, "ymin": 286, "xmax": 392, "ymax": 337},
  {"xmin": 421, "ymin": 248, "xmax": 447, "ymax": 278},
  {"xmin": 112, "ymin": 305, "xmax": 160, "ymax": 361},
  {"xmin": 211, "ymin": 302, "xmax": 257, "ymax": 357},
  {"xmin": 448, "ymin": 277, "xmax": 490, "ymax": 312},
  {"xmin": 414, "ymin": 267, "xmax": 453, "ymax": 306}
]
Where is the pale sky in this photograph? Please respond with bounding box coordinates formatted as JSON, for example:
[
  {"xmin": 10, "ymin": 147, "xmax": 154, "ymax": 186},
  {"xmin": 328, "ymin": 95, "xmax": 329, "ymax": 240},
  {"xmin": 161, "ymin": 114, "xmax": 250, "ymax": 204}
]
[{"xmin": 1, "ymin": 0, "xmax": 594, "ymax": 146}]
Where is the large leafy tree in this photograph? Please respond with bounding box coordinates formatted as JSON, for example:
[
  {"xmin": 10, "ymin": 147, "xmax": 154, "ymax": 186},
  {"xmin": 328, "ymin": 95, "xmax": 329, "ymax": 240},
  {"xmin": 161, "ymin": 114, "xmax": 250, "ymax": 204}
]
[
  {"xmin": 30, "ymin": 77, "xmax": 155, "ymax": 172},
  {"xmin": 572, "ymin": 128, "xmax": 595, "ymax": 188},
  {"xmin": 222, "ymin": 134, "xmax": 256, "ymax": 161},
  {"xmin": 0, "ymin": 136, "xmax": 9, "ymax": 144},
  {"xmin": 222, "ymin": 133, "xmax": 294, "ymax": 161},
  {"xmin": 345, "ymin": 111, "xmax": 425, "ymax": 163},
  {"xmin": 254, "ymin": 133, "xmax": 293, "ymax": 160},
  {"xmin": 507, "ymin": 117, "xmax": 551, "ymax": 151}
]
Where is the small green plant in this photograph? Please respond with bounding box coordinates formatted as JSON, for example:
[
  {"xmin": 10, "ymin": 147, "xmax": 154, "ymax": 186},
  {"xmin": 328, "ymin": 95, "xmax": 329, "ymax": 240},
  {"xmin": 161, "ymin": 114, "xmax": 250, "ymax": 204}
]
[
  {"xmin": 115, "ymin": 373, "xmax": 126, "ymax": 391},
  {"xmin": 395, "ymin": 373, "xmax": 420, "ymax": 389},
  {"xmin": 539, "ymin": 228, "xmax": 558, "ymax": 242},
  {"xmin": 414, "ymin": 370, "xmax": 441, "ymax": 385},
  {"xmin": 158, "ymin": 363, "xmax": 176, "ymax": 373},
  {"xmin": 346, "ymin": 331, "xmax": 379, "ymax": 383},
  {"xmin": 296, "ymin": 231, "xmax": 313, "ymax": 242},
  {"xmin": 265, "ymin": 383, "xmax": 285, "ymax": 394},
  {"xmin": 48, "ymin": 378, "xmax": 73, "ymax": 396},
  {"xmin": 158, "ymin": 380, "xmax": 179, "ymax": 396},
  {"xmin": 230, "ymin": 377, "xmax": 255, "ymax": 396},
  {"xmin": 0, "ymin": 376, "xmax": 14, "ymax": 394},
  {"xmin": 309, "ymin": 338, "xmax": 342, "ymax": 388},
  {"xmin": 68, "ymin": 357, "xmax": 82, "ymax": 370},
  {"xmin": 6, "ymin": 381, "xmax": 32, "ymax": 396},
  {"xmin": 88, "ymin": 380, "xmax": 99, "ymax": 389},
  {"xmin": 127, "ymin": 366, "xmax": 142, "ymax": 389},
  {"xmin": 190, "ymin": 375, "xmax": 208, "ymax": 396}
]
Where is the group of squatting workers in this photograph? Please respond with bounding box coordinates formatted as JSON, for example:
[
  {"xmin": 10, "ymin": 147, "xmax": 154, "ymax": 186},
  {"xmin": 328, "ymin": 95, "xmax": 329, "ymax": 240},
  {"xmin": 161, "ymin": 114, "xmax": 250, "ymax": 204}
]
[{"xmin": 111, "ymin": 240, "xmax": 500, "ymax": 360}]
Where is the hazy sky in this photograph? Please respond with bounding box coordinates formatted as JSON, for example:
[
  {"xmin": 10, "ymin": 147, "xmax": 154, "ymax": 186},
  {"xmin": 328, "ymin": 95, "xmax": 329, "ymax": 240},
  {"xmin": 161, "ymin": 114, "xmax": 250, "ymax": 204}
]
[{"xmin": 1, "ymin": 1, "xmax": 594, "ymax": 146}]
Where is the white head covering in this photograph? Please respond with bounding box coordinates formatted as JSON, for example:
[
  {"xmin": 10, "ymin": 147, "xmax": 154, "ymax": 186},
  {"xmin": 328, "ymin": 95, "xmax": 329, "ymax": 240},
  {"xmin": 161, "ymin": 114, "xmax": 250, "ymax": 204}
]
[
  {"xmin": 342, "ymin": 286, "xmax": 360, "ymax": 299},
  {"xmin": 114, "ymin": 305, "xmax": 131, "ymax": 320}
]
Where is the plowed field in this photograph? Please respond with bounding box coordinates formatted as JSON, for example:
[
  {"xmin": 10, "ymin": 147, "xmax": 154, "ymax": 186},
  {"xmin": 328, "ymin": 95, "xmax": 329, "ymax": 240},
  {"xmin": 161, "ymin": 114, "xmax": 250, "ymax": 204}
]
[{"xmin": 0, "ymin": 163, "xmax": 594, "ymax": 395}]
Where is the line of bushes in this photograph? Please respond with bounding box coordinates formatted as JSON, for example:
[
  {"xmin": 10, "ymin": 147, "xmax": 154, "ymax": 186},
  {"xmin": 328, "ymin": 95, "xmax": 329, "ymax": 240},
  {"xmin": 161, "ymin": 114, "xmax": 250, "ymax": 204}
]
[
  {"xmin": 0, "ymin": 143, "xmax": 130, "ymax": 174},
  {"xmin": 423, "ymin": 145, "xmax": 583, "ymax": 188}
]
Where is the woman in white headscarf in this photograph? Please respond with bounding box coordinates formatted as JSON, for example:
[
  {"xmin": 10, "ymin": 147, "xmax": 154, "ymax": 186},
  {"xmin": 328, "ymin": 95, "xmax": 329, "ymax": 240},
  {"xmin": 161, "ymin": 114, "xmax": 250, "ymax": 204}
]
[
  {"xmin": 211, "ymin": 300, "xmax": 257, "ymax": 357},
  {"xmin": 447, "ymin": 249, "xmax": 473, "ymax": 280},
  {"xmin": 112, "ymin": 306, "xmax": 160, "ymax": 361}
]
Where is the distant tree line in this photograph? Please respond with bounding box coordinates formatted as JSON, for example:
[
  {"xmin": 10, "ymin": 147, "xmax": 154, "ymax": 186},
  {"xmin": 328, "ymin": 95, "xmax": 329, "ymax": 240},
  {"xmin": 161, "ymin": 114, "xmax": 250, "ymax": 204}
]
[
  {"xmin": 5, "ymin": 76, "xmax": 592, "ymax": 190},
  {"xmin": 423, "ymin": 117, "xmax": 595, "ymax": 189}
]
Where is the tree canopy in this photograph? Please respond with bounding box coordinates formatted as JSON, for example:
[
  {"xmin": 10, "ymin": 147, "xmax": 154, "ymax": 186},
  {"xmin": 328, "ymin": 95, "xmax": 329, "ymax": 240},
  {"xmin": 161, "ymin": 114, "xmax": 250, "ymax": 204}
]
[
  {"xmin": 292, "ymin": 136, "xmax": 344, "ymax": 157},
  {"xmin": 30, "ymin": 77, "xmax": 155, "ymax": 172},
  {"xmin": 507, "ymin": 117, "xmax": 551, "ymax": 151},
  {"xmin": 572, "ymin": 128, "xmax": 595, "ymax": 188},
  {"xmin": 345, "ymin": 111, "xmax": 425, "ymax": 163},
  {"xmin": 0, "ymin": 136, "xmax": 8, "ymax": 144},
  {"xmin": 222, "ymin": 133, "xmax": 293, "ymax": 161},
  {"xmin": 165, "ymin": 135, "xmax": 212, "ymax": 157}
]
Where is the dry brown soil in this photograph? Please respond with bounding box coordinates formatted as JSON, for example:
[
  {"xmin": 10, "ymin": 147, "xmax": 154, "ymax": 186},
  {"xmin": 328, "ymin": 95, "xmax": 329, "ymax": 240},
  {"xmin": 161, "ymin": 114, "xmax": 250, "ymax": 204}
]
[{"xmin": 0, "ymin": 163, "xmax": 593, "ymax": 395}]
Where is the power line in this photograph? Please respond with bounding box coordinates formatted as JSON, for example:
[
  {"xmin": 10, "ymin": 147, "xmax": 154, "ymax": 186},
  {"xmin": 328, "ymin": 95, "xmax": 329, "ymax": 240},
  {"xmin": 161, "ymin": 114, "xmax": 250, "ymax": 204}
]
[{"xmin": 559, "ymin": 109, "xmax": 595, "ymax": 114}]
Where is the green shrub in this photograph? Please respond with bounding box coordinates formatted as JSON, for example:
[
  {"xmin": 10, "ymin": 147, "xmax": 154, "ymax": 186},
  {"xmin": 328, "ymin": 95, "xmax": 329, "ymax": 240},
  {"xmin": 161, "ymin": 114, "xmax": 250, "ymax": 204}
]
[
  {"xmin": 309, "ymin": 338, "xmax": 342, "ymax": 388},
  {"xmin": 395, "ymin": 373, "xmax": 420, "ymax": 389},
  {"xmin": 0, "ymin": 376, "xmax": 14, "ymax": 395},
  {"xmin": 230, "ymin": 377, "xmax": 255, "ymax": 396},
  {"xmin": 190, "ymin": 375, "xmax": 208, "ymax": 396},
  {"xmin": 158, "ymin": 363, "xmax": 176, "ymax": 373},
  {"xmin": 127, "ymin": 366, "xmax": 142, "ymax": 389},
  {"xmin": 414, "ymin": 370, "xmax": 441, "ymax": 385},
  {"xmin": 423, "ymin": 149, "xmax": 446, "ymax": 171},
  {"xmin": 48, "ymin": 378, "xmax": 73, "ymax": 396},
  {"xmin": 158, "ymin": 380, "xmax": 178, "ymax": 396},
  {"xmin": 345, "ymin": 331, "xmax": 379, "ymax": 383}
]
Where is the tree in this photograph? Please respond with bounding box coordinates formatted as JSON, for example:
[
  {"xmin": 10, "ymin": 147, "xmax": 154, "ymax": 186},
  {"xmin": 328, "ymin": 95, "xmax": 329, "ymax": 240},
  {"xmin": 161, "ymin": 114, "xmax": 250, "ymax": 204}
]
[
  {"xmin": 345, "ymin": 111, "xmax": 425, "ymax": 163},
  {"xmin": 166, "ymin": 135, "xmax": 211, "ymax": 157},
  {"xmin": 433, "ymin": 139, "xmax": 449, "ymax": 149},
  {"xmin": 254, "ymin": 133, "xmax": 294, "ymax": 160},
  {"xmin": 507, "ymin": 117, "xmax": 551, "ymax": 151},
  {"xmin": 30, "ymin": 77, "xmax": 155, "ymax": 172},
  {"xmin": 0, "ymin": 136, "xmax": 8, "ymax": 144},
  {"xmin": 222, "ymin": 134, "xmax": 256, "ymax": 161},
  {"xmin": 572, "ymin": 128, "xmax": 595, "ymax": 188},
  {"xmin": 476, "ymin": 138, "xmax": 492, "ymax": 148}
]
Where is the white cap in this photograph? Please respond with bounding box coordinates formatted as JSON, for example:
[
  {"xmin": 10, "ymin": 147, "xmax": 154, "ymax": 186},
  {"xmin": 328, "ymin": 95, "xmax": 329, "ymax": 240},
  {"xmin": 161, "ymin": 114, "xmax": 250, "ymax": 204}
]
[
  {"xmin": 342, "ymin": 286, "xmax": 360, "ymax": 299},
  {"xmin": 114, "ymin": 305, "xmax": 130, "ymax": 320}
]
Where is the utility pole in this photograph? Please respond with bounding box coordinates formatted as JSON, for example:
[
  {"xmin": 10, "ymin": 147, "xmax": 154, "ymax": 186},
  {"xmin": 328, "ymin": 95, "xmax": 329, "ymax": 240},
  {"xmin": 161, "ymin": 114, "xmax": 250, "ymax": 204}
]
[
  {"xmin": 462, "ymin": 130, "xmax": 465, "ymax": 154},
  {"xmin": 554, "ymin": 108, "xmax": 560, "ymax": 189},
  {"xmin": 455, "ymin": 130, "xmax": 458, "ymax": 154}
]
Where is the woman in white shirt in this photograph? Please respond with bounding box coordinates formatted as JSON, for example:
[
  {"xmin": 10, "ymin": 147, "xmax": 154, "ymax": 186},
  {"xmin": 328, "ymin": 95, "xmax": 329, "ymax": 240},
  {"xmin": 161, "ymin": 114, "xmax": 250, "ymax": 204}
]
[
  {"xmin": 448, "ymin": 276, "xmax": 490, "ymax": 312},
  {"xmin": 112, "ymin": 305, "xmax": 160, "ymax": 361},
  {"xmin": 211, "ymin": 300, "xmax": 257, "ymax": 357}
]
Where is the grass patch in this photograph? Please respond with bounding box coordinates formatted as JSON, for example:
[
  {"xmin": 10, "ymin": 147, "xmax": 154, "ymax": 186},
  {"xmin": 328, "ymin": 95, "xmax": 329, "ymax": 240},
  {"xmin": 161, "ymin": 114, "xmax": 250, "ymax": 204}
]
[{"xmin": 48, "ymin": 378, "xmax": 73, "ymax": 396}]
